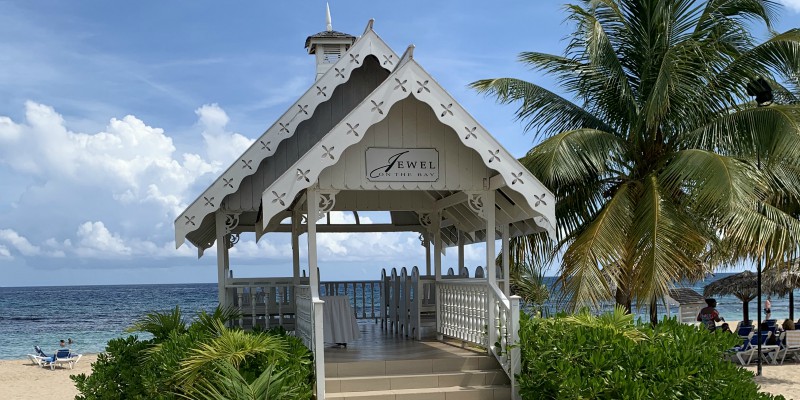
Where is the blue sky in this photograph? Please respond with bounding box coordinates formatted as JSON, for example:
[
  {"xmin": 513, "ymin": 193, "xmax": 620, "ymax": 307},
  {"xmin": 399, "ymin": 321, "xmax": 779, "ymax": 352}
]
[{"xmin": 1, "ymin": 1, "xmax": 798, "ymax": 287}]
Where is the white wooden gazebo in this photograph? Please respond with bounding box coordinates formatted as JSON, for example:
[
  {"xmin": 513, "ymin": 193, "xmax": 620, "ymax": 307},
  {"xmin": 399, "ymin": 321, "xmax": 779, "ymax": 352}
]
[{"xmin": 175, "ymin": 15, "xmax": 555, "ymax": 400}]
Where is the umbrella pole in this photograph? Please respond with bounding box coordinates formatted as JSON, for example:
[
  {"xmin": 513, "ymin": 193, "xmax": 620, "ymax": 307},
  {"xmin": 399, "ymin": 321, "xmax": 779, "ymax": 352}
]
[
  {"xmin": 791, "ymin": 291, "xmax": 795, "ymax": 322},
  {"xmin": 757, "ymin": 257, "xmax": 763, "ymax": 376},
  {"xmin": 742, "ymin": 300, "xmax": 749, "ymax": 324}
]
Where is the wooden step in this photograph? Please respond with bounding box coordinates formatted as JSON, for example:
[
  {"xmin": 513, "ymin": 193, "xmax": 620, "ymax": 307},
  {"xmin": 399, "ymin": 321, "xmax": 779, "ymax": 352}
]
[
  {"xmin": 326, "ymin": 385, "xmax": 511, "ymax": 400},
  {"xmin": 326, "ymin": 370, "xmax": 509, "ymax": 393},
  {"xmin": 325, "ymin": 356, "xmax": 501, "ymax": 378}
]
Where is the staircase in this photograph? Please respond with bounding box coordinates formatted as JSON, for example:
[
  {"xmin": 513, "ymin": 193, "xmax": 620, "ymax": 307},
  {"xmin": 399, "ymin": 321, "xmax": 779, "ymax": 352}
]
[{"xmin": 325, "ymin": 354, "xmax": 511, "ymax": 399}]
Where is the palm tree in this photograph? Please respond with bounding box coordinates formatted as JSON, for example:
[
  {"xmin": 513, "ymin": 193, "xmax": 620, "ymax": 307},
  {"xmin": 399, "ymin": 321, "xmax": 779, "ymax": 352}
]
[{"xmin": 472, "ymin": 0, "xmax": 800, "ymax": 324}]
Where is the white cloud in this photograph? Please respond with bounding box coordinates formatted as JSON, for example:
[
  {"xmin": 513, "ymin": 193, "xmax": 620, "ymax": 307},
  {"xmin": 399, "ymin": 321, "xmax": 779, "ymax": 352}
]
[
  {"xmin": 196, "ymin": 104, "xmax": 254, "ymax": 166},
  {"xmin": 0, "ymin": 229, "xmax": 41, "ymax": 256},
  {"xmin": 0, "ymin": 244, "xmax": 12, "ymax": 259},
  {"xmin": 778, "ymin": 0, "xmax": 800, "ymax": 12},
  {"xmin": 75, "ymin": 221, "xmax": 132, "ymax": 257}
]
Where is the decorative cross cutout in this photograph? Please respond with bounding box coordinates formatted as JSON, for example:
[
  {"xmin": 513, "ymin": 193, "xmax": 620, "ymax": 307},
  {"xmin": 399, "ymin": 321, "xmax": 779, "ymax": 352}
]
[
  {"xmin": 346, "ymin": 123, "xmax": 360, "ymax": 137},
  {"xmin": 488, "ymin": 150, "xmax": 500, "ymax": 163},
  {"xmin": 279, "ymin": 122, "xmax": 290, "ymax": 134},
  {"xmin": 297, "ymin": 104, "xmax": 309, "ymax": 115},
  {"xmin": 241, "ymin": 159, "xmax": 254, "ymax": 170},
  {"xmin": 383, "ymin": 54, "xmax": 394, "ymax": 65},
  {"xmin": 322, "ymin": 145, "xmax": 335, "ymax": 160},
  {"xmin": 184, "ymin": 215, "xmax": 196, "ymax": 226},
  {"xmin": 223, "ymin": 178, "xmax": 234, "ymax": 188},
  {"xmin": 316, "ymin": 85, "xmax": 327, "ymax": 97},
  {"xmin": 260, "ymin": 140, "xmax": 272, "ymax": 151},
  {"xmin": 297, "ymin": 168, "xmax": 311, "ymax": 182},
  {"xmin": 394, "ymin": 78, "xmax": 407, "ymax": 92},
  {"xmin": 511, "ymin": 172, "xmax": 524, "ymax": 185},
  {"xmin": 440, "ymin": 103, "xmax": 454, "ymax": 117},
  {"xmin": 416, "ymin": 80, "xmax": 430, "ymax": 93},
  {"xmin": 371, "ymin": 100, "xmax": 384, "ymax": 114},
  {"xmin": 349, "ymin": 53, "xmax": 360, "ymax": 64},
  {"xmin": 464, "ymin": 126, "xmax": 477, "ymax": 139},
  {"xmin": 534, "ymin": 193, "xmax": 547, "ymax": 207},
  {"xmin": 335, "ymin": 67, "xmax": 346, "ymax": 78},
  {"xmin": 203, "ymin": 196, "xmax": 215, "ymax": 207},
  {"xmin": 271, "ymin": 191, "xmax": 286, "ymax": 206}
]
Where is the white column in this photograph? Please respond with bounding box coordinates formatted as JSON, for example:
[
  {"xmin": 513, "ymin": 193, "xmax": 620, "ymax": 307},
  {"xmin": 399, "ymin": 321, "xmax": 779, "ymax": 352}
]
[
  {"xmin": 433, "ymin": 212, "xmax": 443, "ymax": 341},
  {"xmin": 215, "ymin": 211, "xmax": 229, "ymax": 308},
  {"xmin": 307, "ymin": 188, "xmax": 320, "ymax": 298},
  {"xmin": 433, "ymin": 213, "xmax": 442, "ymax": 281},
  {"xmin": 486, "ymin": 191, "xmax": 496, "ymax": 287},
  {"xmin": 485, "ymin": 190, "xmax": 497, "ymax": 356},
  {"xmin": 292, "ymin": 210, "xmax": 301, "ymax": 285},
  {"xmin": 424, "ymin": 233, "xmax": 432, "ymax": 276},
  {"xmin": 306, "ymin": 188, "xmax": 326, "ymax": 398},
  {"xmin": 458, "ymin": 231, "xmax": 465, "ymax": 272},
  {"xmin": 502, "ymin": 223, "xmax": 510, "ymax": 296}
]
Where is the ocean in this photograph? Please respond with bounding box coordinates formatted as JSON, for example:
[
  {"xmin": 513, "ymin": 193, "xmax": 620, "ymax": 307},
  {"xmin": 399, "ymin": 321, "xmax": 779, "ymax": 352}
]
[{"xmin": 0, "ymin": 276, "xmax": 796, "ymax": 360}]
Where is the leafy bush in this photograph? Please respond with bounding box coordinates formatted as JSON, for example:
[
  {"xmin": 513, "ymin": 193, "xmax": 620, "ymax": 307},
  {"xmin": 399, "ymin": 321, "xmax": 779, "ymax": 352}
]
[
  {"xmin": 72, "ymin": 307, "xmax": 313, "ymax": 400},
  {"xmin": 517, "ymin": 307, "xmax": 784, "ymax": 400}
]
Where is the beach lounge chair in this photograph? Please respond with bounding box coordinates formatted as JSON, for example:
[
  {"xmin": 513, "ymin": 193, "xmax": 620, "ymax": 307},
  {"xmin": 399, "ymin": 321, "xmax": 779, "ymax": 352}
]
[
  {"xmin": 735, "ymin": 332, "xmax": 779, "ymax": 365},
  {"xmin": 26, "ymin": 346, "xmax": 53, "ymax": 367},
  {"xmin": 736, "ymin": 324, "xmax": 754, "ymax": 338},
  {"xmin": 775, "ymin": 330, "xmax": 800, "ymax": 365},
  {"xmin": 47, "ymin": 349, "xmax": 82, "ymax": 370}
]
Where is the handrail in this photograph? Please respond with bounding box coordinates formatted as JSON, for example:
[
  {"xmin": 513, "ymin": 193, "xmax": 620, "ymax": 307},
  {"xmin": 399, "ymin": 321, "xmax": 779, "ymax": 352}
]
[
  {"xmin": 295, "ymin": 284, "xmax": 325, "ymax": 399},
  {"xmin": 437, "ymin": 278, "xmax": 521, "ymax": 399}
]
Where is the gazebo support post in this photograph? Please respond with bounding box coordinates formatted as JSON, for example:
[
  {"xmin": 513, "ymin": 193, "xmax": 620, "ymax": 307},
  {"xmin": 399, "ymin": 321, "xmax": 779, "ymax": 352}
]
[
  {"xmin": 458, "ymin": 231, "xmax": 465, "ymax": 272},
  {"xmin": 502, "ymin": 224, "xmax": 510, "ymax": 296},
  {"xmin": 292, "ymin": 209, "xmax": 301, "ymax": 286},
  {"xmin": 424, "ymin": 233, "xmax": 431, "ymax": 276},
  {"xmin": 485, "ymin": 190, "xmax": 497, "ymax": 355},
  {"xmin": 306, "ymin": 187, "xmax": 326, "ymax": 398},
  {"xmin": 215, "ymin": 211, "xmax": 230, "ymax": 309},
  {"xmin": 434, "ymin": 212, "xmax": 443, "ymax": 341}
]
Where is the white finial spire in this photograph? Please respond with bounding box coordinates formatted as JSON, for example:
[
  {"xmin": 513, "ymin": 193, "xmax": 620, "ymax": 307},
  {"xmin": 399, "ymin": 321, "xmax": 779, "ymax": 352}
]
[{"xmin": 326, "ymin": 2, "xmax": 332, "ymax": 31}]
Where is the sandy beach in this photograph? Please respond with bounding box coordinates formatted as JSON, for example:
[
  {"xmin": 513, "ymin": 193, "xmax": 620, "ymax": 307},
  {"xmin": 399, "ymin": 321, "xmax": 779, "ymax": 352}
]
[
  {"xmin": 0, "ymin": 353, "xmax": 797, "ymax": 399},
  {"xmin": 0, "ymin": 354, "xmax": 97, "ymax": 400}
]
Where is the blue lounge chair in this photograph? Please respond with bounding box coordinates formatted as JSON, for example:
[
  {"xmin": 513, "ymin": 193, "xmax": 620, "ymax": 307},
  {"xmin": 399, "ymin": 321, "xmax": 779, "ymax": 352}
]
[
  {"xmin": 48, "ymin": 348, "xmax": 83, "ymax": 370},
  {"xmin": 736, "ymin": 332, "xmax": 779, "ymax": 365},
  {"xmin": 27, "ymin": 346, "xmax": 54, "ymax": 367},
  {"xmin": 736, "ymin": 324, "xmax": 754, "ymax": 338}
]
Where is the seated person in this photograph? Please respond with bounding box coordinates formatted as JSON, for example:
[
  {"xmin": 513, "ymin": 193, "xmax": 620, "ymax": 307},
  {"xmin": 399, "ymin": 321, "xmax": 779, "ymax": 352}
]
[
  {"xmin": 760, "ymin": 322, "xmax": 778, "ymax": 345},
  {"xmin": 783, "ymin": 318, "xmax": 796, "ymax": 331},
  {"xmin": 719, "ymin": 323, "xmax": 732, "ymax": 334}
]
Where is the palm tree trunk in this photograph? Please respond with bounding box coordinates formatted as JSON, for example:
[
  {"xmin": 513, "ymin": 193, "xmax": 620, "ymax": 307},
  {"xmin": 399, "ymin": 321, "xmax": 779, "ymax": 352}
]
[
  {"xmin": 615, "ymin": 287, "xmax": 632, "ymax": 314},
  {"xmin": 649, "ymin": 298, "xmax": 658, "ymax": 326}
]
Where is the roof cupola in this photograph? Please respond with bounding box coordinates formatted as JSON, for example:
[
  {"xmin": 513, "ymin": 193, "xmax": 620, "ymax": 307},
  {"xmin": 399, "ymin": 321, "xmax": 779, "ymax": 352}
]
[{"xmin": 305, "ymin": 3, "xmax": 356, "ymax": 80}]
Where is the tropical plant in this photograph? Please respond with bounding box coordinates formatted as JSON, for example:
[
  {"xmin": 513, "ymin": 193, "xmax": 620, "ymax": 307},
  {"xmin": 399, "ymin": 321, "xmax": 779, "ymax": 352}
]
[
  {"xmin": 517, "ymin": 311, "xmax": 785, "ymax": 399},
  {"xmin": 74, "ymin": 308, "xmax": 313, "ymax": 400},
  {"xmin": 128, "ymin": 305, "xmax": 188, "ymax": 341},
  {"xmin": 183, "ymin": 362, "xmax": 303, "ymax": 400},
  {"xmin": 472, "ymin": 0, "xmax": 800, "ymax": 322}
]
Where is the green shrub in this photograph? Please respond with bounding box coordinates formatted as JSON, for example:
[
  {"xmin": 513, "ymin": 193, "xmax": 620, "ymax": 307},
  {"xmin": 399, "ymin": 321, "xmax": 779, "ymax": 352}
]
[
  {"xmin": 72, "ymin": 308, "xmax": 313, "ymax": 400},
  {"xmin": 517, "ymin": 308, "xmax": 784, "ymax": 400}
]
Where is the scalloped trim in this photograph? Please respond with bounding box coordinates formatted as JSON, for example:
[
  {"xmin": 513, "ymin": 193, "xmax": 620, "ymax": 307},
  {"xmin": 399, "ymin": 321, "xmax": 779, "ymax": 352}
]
[{"xmin": 175, "ymin": 28, "xmax": 399, "ymax": 247}]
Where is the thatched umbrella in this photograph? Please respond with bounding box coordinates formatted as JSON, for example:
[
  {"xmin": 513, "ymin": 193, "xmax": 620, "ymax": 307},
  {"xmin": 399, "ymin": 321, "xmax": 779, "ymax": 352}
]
[
  {"xmin": 705, "ymin": 269, "xmax": 800, "ymax": 322},
  {"xmin": 704, "ymin": 271, "xmax": 758, "ymax": 323},
  {"xmin": 764, "ymin": 267, "xmax": 800, "ymax": 321}
]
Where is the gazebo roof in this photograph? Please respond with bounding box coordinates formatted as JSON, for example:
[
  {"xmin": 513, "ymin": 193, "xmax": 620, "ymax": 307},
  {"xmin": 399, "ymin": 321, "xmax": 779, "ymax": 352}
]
[
  {"xmin": 666, "ymin": 288, "xmax": 705, "ymax": 305},
  {"xmin": 174, "ymin": 22, "xmax": 556, "ymax": 256},
  {"xmin": 305, "ymin": 30, "xmax": 356, "ymax": 53}
]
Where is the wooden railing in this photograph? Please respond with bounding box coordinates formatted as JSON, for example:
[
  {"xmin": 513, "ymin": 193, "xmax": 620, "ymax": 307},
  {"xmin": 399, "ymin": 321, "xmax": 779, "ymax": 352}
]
[
  {"xmin": 437, "ymin": 278, "xmax": 520, "ymax": 398},
  {"xmin": 320, "ymin": 280, "xmax": 381, "ymax": 321},
  {"xmin": 227, "ymin": 277, "xmax": 308, "ymax": 329}
]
